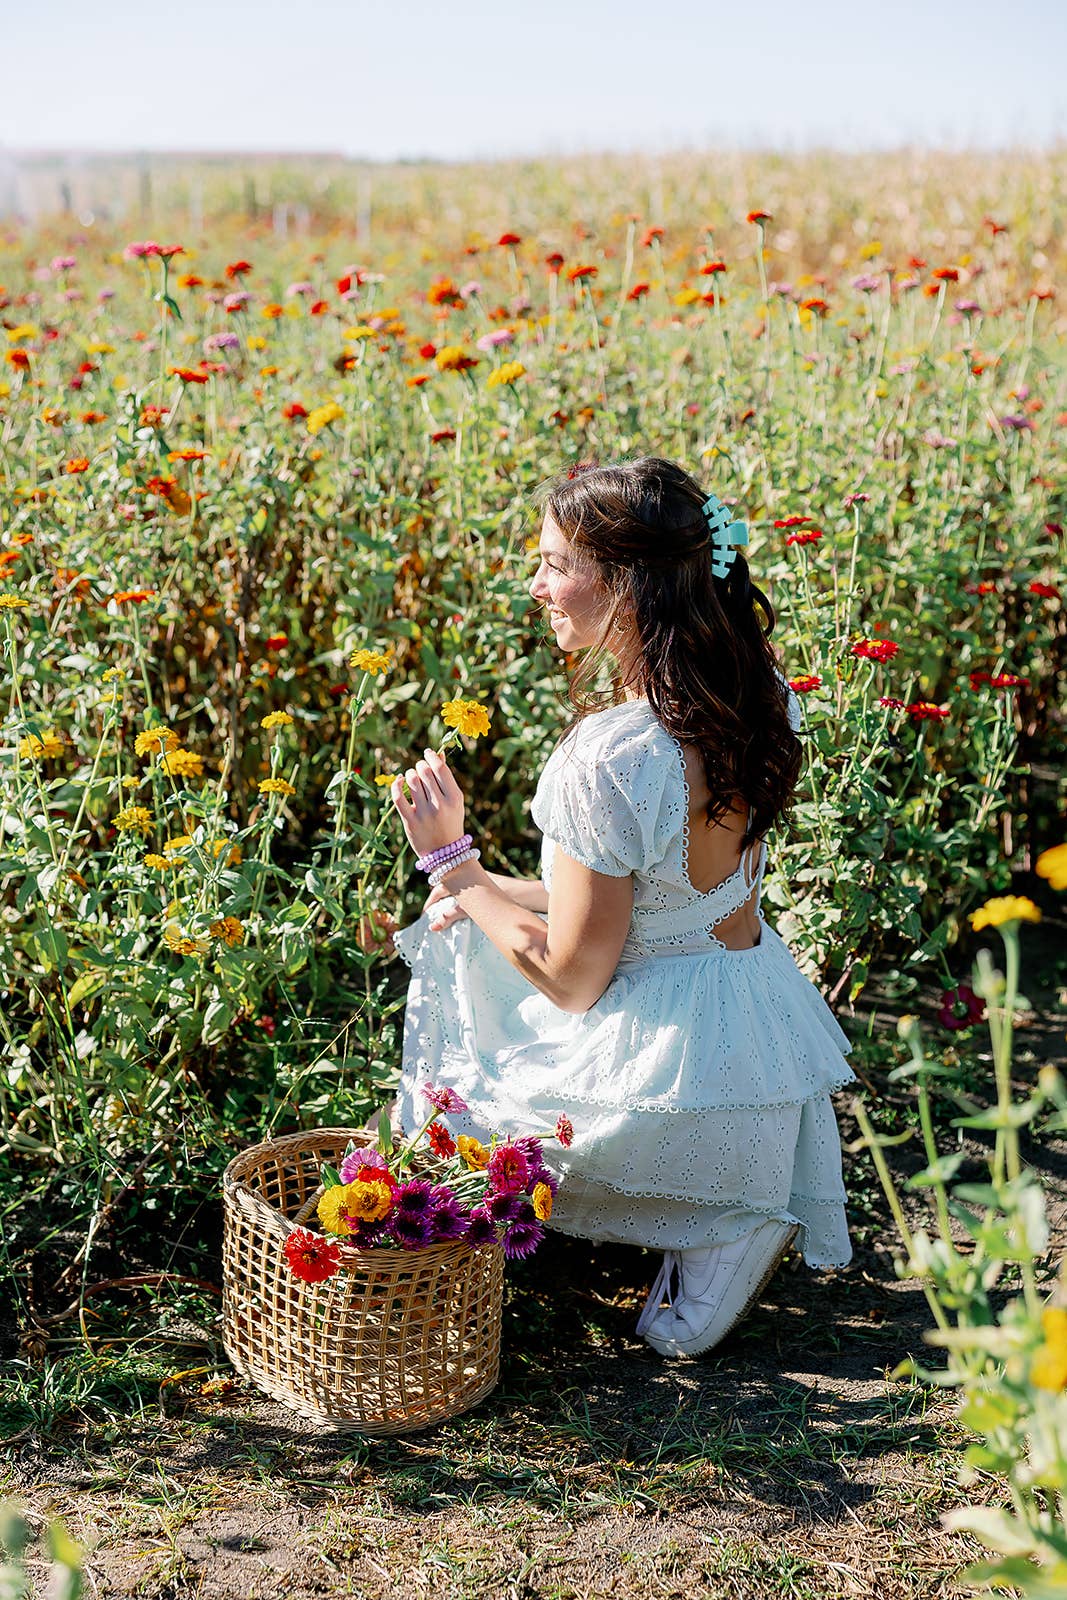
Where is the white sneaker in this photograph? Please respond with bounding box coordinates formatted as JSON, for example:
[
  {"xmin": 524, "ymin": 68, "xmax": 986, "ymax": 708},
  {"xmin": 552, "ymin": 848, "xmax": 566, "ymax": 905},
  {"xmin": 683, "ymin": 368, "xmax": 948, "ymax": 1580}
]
[{"xmin": 637, "ymin": 1220, "xmax": 800, "ymax": 1359}]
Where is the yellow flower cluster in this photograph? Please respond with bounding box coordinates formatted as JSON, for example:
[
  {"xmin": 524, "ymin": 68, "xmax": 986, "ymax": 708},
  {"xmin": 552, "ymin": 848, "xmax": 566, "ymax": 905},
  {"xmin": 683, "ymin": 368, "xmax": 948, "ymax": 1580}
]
[
  {"xmin": 261, "ymin": 711, "xmax": 294, "ymax": 729},
  {"xmin": 969, "ymin": 896, "xmax": 1043, "ymax": 932},
  {"xmin": 114, "ymin": 805, "xmax": 153, "ymax": 834},
  {"xmin": 161, "ymin": 749, "xmax": 204, "ymax": 778},
  {"xmin": 306, "ymin": 401, "xmax": 344, "ymax": 435},
  {"xmin": 434, "ymin": 345, "xmax": 469, "ymax": 372},
  {"xmin": 210, "ymin": 916, "xmax": 245, "ymax": 947},
  {"xmin": 349, "ymin": 647, "xmax": 392, "ymax": 676},
  {"xmin": 208, "ymin": 836, "xmax": 242, "ymax": 865},
  {"xmin": 258, "ymin": 777, "xmax": 296, "ymax": 797},
  {"xmin": 487, "ymin": 361, "xmax": 526, "ymax": 388},
  {"xmin": 163, "ymin": 922, "xmax": 210, "ymax": 957},
  {"xmin": 135, "ymin": 726, "xmax": 181, "ymax": 757},
  {"xmin": 0, "ymin": 594, "xmax": 30, "ymax": 610},
  {"xmin": 441, "ymin": 697, "xmax": 491, "ymax": 738},
  {"xmin": 18, "ymin": 730, "xmax": 64, "ymax": 760},
  {"xmin": 143, "ymin": 853, "xmax": 174, "ymax": 871},
  {"xmin": 318, "ymin": 1180, "xmax": 392, "ymax": 1233},
  {"xmin": 531, "ymin": 1181, "xmax": 553, "ymax": 1221},
  {"xmin": 163, "ymin": 835, "xmax": 194, "ymax": 854}
]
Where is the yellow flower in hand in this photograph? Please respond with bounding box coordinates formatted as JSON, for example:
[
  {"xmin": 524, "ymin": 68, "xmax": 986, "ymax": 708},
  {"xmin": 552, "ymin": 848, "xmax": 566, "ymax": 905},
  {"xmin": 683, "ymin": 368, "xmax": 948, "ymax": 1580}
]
[{"xmin": 441, "ymin": 697, "xmax": 491, "ymax": 739}]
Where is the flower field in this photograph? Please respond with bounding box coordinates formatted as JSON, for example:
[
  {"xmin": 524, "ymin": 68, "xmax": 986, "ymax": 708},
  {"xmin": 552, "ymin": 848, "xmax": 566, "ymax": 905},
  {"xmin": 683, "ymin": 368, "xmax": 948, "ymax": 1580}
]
[{"xmin": 1, "ymin": 148, "xmax": 1066, "ymax": 1598}]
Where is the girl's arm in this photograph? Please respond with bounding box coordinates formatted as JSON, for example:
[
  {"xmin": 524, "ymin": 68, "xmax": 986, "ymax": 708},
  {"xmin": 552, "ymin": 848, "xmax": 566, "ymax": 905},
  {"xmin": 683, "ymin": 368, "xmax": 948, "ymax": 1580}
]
[{"xmin": 485, "ymin": 871, "xmax": 549, "ymax": 914}]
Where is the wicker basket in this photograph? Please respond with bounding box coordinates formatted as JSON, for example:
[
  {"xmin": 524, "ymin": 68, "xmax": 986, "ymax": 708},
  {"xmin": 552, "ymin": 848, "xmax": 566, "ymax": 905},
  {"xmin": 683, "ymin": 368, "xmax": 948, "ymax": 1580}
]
[{"xmin": 221, "ymin": 1127, "xmax": 503, "ymax": 1435}]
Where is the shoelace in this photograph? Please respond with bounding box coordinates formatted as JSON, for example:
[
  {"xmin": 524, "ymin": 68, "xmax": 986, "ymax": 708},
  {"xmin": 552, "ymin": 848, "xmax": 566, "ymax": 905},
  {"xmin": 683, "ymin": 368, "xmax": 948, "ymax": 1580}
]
[{"xmin": 635, "ymin": 1250, "xmax": 681, "ymax": 1336}]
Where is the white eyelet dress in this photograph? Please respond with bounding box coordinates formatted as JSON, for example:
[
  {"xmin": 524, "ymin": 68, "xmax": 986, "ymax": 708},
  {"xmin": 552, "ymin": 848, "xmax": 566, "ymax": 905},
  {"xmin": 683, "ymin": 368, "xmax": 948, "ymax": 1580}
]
[{"xmin": 391, "ymin": 684, "xmax": 858, "ymax": 1269}]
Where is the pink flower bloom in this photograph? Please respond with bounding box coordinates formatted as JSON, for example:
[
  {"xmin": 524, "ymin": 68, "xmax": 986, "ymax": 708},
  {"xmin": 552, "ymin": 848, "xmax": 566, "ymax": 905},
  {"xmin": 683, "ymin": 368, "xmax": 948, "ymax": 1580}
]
[
  {"xmin": 922, "ymin": 428, "xmax": 957, "ymax": 449},
  {"xmin": 339, "ymin": 1146, "xmax": 390, "ymax": 1183},
  {"xmin": 460, "ymin": 280, "xmax": 482, "ymax": 298},
  {"xmin": 555, "ymin": 1114, "xmax": 574, "ymax": 1148},
  {"xmin": 124, "ymin": 240, "xmax": 162, "ymax": 260},
  {"xmin": 224, "ymin": 292, "xmax": 251, "ymax": 313},
  {"xmin": 286, "ymin": 281, "xmax": 315, "ymax": 297},
  {"xmin": 476, "ymin": 329, "xmax": 514, "ymax": 351},
  {"xmin": 422, "ymin": 1082, "xmax": 469, "ymax": 1115},
  {"xmin": 50, "ymin": 255, "xmax": 77, "ymax": 272},
  {"xmin": 487, "ymin": 1141, "xmax": 531, "ymax": 1194}
]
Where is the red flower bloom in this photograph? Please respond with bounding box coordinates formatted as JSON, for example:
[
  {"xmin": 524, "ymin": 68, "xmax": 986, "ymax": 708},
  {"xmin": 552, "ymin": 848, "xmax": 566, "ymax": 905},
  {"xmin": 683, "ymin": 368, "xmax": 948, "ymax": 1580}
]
[
  {"xmin": 641, "ymin": 226, "xmax": 664, "ymax": 246},
  {"xmin": 878, "ymin": 696, "xmax": 905, "ymax": 709},
  {"xmin": 265, "ymin": 633, "xmax": 288, "ymax": 651},
  {"xmin": 906, "ymin": 701, "xmax": 950, "ymax": 721},
  {"xmin": 283, "ymin": 1229, "xmax": 341, "ymax": 1284},
  {"xmin": 983, "ymin": 217, "xmax": 1008, "ymax": 236},
  {"xmin": 430, "ymin": 429, "xmax": 457, "ymax": 443},
  {"xmin": 544, "ymin": 252, "xmax": 565, "ymax": 272},
  {"xmin": 789, "ymin": 675, "xmax": 821, "ymax": 693},
  {"xmin": 938, "ymin": 981, "xmax": 986, "ymax": 1031},
  {"xmin": 746, "ymin": 210, "xmax": 772, "ymax": 224},
  {"xmin": 427, "ymin": 1121, "xmax": 457, "ymax": 1159},
  {"xmin": 282, "ymin": 402, "xmax": 308, "ymax": 420},
  {"xmin": 969, "ymin": 671, "xmax": 993, "ymax": 690},
  {"xmin": 1027, "ymin": 581, "xmax": 1060, "ymax": 598},
  {"xmin": 225, "ymin": 260, "xmax": 253, "ymax": 279},
  {"xmin": 309, "ymin": 300, "xmax": 330, "ymax": 315},
  {"xmin": 785, "ymin": 529, "xmax": 822, "ymax": 546},
  {"xmin": 908, "ymin": 256, "xmax": 928, "ymax": 271},
  {"xmin": 700, "ymin": 261, "xmax": 727, "ymax": 275},
  {"xmin": 932, "ymin": 267, "xmax": 960, "ymax": 283},
  {"xmin": 851, "ymin": 638, "xmax": 899, "ymax": 664},
  {"xmin": 626, "ymin": 282, "xmax": 649, "ymax": 300},
  {"xmin": 991, "ymin": 673, "xmax": 1028, "ymax": 689},
  {"xmin": 567, "ymin": 265, "xmax": 598, "ymax": 283},
  {"xmin": 774, "ymin": 516, "xmax": 812, "ymax": 528},
  {"xmin": 497, "ymin": 232, "xmax": 522, "ymax": 247},
  {"xmin": 419, "ymin": 342, "xmax": 437, "ymax": 359},
  {"xmin": 168, "ymin": 366, "xmax": 210, "ymax": 384},
  {"xmin": 964, "ymin": 580, "xmax": 997, "ymax": 595},
  {"xmin": 555, "ymin": 1114, "xmax": 574, "ymax": 1148}
]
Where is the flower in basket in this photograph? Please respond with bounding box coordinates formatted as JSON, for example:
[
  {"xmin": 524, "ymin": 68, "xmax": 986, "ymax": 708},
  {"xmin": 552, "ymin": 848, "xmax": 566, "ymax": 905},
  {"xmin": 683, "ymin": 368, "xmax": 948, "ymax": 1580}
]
[{"xmin": 279, "ymin": 1081, "xmax": 577, "ymax": 1278}]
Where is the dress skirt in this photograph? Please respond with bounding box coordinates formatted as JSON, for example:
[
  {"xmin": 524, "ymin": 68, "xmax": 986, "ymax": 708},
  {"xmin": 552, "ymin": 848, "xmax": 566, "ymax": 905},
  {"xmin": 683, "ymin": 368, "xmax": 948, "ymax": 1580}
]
[{"xmin": 391, "ymin": 908, "xmax": 858, "ymax": 1269}]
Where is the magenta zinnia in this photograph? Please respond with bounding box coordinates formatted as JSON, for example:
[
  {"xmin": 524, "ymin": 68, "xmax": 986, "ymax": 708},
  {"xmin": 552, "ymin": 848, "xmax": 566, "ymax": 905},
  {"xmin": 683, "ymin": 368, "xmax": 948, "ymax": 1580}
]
[{"xmin": 487, "ymin": 1141, "xmax": 531, "ymax": 1195}]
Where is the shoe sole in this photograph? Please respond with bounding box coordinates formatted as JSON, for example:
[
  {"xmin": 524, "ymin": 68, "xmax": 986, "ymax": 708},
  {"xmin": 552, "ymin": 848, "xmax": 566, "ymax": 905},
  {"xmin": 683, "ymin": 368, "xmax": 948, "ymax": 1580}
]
[{"xmin": 644, "ymin": 1223, "xmax": 800, "ymax": 1359}]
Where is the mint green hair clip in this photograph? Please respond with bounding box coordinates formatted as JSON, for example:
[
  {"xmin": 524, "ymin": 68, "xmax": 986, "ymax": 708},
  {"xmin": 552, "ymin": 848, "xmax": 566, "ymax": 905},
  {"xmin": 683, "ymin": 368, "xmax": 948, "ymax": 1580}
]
[{"xmin": 700, "ymin": 493, "xmax": 750, "ymax": 580}]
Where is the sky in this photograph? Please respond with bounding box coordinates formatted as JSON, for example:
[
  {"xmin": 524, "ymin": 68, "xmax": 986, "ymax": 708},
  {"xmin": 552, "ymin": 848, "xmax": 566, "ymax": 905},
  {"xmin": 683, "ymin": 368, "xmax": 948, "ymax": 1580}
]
[{"xmin": 2, "ymin": 0, "xmax": 1065, "ymax": 160}]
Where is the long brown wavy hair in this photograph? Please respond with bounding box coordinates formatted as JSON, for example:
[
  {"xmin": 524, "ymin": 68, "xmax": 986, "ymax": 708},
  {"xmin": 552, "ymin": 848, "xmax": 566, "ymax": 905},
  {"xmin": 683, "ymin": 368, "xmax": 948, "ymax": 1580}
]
[{"xmin": 528, "ymin": 456, "xmax": 802, "ymax": 853}]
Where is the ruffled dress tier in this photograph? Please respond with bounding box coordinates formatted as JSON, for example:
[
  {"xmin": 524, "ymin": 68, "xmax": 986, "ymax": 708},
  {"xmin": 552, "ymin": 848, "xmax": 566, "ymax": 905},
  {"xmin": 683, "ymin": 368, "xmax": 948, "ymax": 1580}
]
[{"xmin": 392, "ymin": 693, "xmax": 858, "ymax": 1269}]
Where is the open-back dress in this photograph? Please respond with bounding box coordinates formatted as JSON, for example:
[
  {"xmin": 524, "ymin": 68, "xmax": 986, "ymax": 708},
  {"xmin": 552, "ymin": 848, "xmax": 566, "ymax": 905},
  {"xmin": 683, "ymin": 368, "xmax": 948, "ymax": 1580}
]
[{"xmin": 391, "ymin": 684, "xmax": 857, "ymax": 1268}]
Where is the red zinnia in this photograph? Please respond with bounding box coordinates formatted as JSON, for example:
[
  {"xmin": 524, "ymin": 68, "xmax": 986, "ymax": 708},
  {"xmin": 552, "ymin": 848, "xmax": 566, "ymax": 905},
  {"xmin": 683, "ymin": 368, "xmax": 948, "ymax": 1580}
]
[
  {"xmin": 430, "ymin": 429, "xmax": 457, "ymax": 443},
  {"xmin": 427, "ymin": 1121, "xmax": 457, "ymax": 1159},
  {"xmin": 774, "ymin": 516, "xmax": 812, "ymax": 528},
  {"xmin": 283, "ymin": 1229, "xmax": 341, "ymax": 1284},
  {"xmin": 168, "ymin": 366, "xmax": 210, "ymax": 384},
  {"xmin": 627, "ymin": 282, "xmax": 649, "ymax": 300},
  {"xmin": 906, "ymin": 701, "xmax": 950, "ymax": 721},
  {"xmin": 544, "ymin": 252, "xmax": 565, "ymax": 272},
  {"xmin": 225, "ymin": 260, "xmax": 253, "ymax": 279},
  {"xmin": 497, "ymin": 232, "xmax": 522, "ymax": 247},
  {"xmin": 746, "ymin": 210, "xmax": 772, "ymax": 224},
  {"xmin": 932, "ymin": 267, "xmax": 960, "ymax": 283},
  {"xmin": 567, "ymin": 265, "xmax": 597, "ymax": 282},
  {"xmin": 641, "ymin": 226, "xmax": 664, "ymax": 246},
  {"xmin": 1027, "ymin": 581, "xmax": 1060, "ymax": 598},
  {"xmin": 282, "ymin": 402, "xmax": 308, "ymax": 420},
  {"xmin": 700, "ymin": 261, "xmax": 727, "ymax": 275},
  {"xmin": 851, "ymin": 638, "xmax": 899, "ymax": 663},
  {"xmin": 419, "ymin": 342, "xmax": 437, "ymax": 359},
  {"xmin": 555, "ymin": 1114, "xmax": 574, "ymax": 1148},
  {"xmin": 991, "ymin": 673, "xmax": 1028, "ymax": 689},
  {"xmin": 785, "ymin": 530, "xmax": 822, "ymax": 546},
  {"xmin": 789, "ymin": 675, "xmax": 821, "ymax": 693}
]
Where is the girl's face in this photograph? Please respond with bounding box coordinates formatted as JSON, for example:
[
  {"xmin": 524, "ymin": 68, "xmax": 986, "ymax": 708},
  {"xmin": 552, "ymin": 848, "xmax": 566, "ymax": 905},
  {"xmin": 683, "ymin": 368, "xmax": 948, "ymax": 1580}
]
[{"xmin": 528, "ymin": 512, "xmax": 613, "ymax": 650}]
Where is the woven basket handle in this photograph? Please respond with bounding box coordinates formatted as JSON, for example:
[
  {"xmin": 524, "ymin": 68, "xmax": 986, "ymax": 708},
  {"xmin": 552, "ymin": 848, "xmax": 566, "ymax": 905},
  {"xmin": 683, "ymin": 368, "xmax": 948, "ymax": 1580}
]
[
  {"xmin": 228, "ymin": 1180, "xmax": 298, "ymax": 1241},
  {"xmin": 291, "ymin": 1184, "xmax": 326, "ymax": 1230}
]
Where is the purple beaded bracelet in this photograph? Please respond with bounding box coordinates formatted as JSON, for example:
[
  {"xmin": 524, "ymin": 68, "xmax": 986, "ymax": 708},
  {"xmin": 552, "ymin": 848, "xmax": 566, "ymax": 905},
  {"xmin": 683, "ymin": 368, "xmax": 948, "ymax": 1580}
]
[{"xmin": 416, "ymin": 833, "xmax": 473, "ymax": 873}]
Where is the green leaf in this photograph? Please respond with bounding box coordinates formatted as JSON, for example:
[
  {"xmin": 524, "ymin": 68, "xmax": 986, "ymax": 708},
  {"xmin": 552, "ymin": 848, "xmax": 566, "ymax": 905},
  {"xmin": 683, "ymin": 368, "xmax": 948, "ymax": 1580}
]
[
  {"xmin": 67, "ymin": 968, "xmax": 108, "ymax": 1008},
  {"xmin": 376, "ymin": 1107, "xmax": 392, "ymax": 1156},
  {"xmin": 941, "ymin": 1507, "xmax": 1037, "ymax": 1557},
  {"xmin": 320, "ymin": 1163, "xmax": 342, "ymax": 1189}
]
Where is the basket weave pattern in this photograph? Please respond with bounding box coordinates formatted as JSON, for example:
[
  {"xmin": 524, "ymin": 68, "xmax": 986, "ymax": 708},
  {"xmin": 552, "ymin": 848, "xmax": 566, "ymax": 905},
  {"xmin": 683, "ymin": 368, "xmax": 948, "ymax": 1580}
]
[{"xmin": 222, "ymin": 1127, "xmax": 503, "ymax": 1434}]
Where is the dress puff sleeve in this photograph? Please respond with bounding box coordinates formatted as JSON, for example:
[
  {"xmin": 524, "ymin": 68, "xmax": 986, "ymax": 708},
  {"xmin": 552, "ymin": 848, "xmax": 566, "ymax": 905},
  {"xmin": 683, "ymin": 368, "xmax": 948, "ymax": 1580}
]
[{"xmin": 529, "ymin": 728, "xmax": 676, "ymax": 879}]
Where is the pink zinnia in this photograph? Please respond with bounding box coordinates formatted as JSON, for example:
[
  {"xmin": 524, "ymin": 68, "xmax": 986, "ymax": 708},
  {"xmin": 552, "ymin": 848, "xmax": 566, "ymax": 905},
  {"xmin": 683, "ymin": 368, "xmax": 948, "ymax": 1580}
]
[
  {"xmin": 555, "ymin": 1114, "xmax": 574, "ymax": 1148},
  {"xmin": 487, "ymin": 1142, "xmax": 531, "ymax": 1194},
  {"xmin": 339, "ymin": 1146, "xmax": 390, "ymax": 1184},
  {"xmin": 422, "ymin": 1081, "xmax": 469, "ymax": 1115}
]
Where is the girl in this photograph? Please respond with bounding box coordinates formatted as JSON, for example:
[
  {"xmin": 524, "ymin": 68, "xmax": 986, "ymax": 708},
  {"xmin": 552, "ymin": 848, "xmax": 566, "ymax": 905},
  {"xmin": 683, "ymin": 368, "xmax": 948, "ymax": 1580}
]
[{"xmin": 387, "ymin": 457, "xmax": 857, "ymax": 1359}]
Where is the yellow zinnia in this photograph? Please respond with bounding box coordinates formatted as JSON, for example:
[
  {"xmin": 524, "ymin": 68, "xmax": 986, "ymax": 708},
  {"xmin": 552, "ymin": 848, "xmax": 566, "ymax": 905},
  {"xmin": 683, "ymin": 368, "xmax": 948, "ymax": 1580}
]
[
  {"xmin": 258, "ymin": 777, "xmax": 296, "ymax": 797},
  {"xmin": 1036, "ymin": 843, "xmax": 1067, "ymax": 893},
  {"xmin": 1030, "ymin": 1307, "xmax": 1067, "ymax": 1392},
  {"xmin": 486, "ymin": 361, "xmax": 526, "ymax": 389},
  {"xmin": 143, "ymin": 853, "xmax": 174, "ymax": 870},
  {"xmin": 162, "ymin": 922, "xmax": 210, "ymax": 957},
  {"xmin": 306, "ymin": 401, "xmax": 344, "ymax": 435},
  {"xmin": 114, "ymin": 805, "xmax": 153, "ymax": 834},
  {"xmin": 442, "ymin": 697, "xmax": 491, "ymax": 739},
  {"xmin": 161, "ymin": 749, "xmax": 204, "ymax": 778},
  {"xmin": 207, "ymin": 836, "xmax": 242, "ymax": 865},
  {"xmin": 349, "ymin": 647, "xmax": 392, "ymax": 676},
  {"xmin": 163, "ymin": 835, "xmax": 194, "ymax": 854},
  {"xmin": 135, "ymin": 726, "xmax": 181, "ymax": 757},
  {"xmin": 210, "ymin": 916, "xmax": 245, "ymax": 947},
  {"xmin": 0, "ymin": 594, "xmax": 30, "ymax": 610},
  {"xmin": 318, "ymin": 1180, "xmax": 394, "ymax": 1234},
  {"xmin": 261, "ymin": 711, "xmax": 294, "ymax": 729},
  {"xmin": 435, "ymin": 345, "xmax": 469, "ymax": 372},
  {"xmin": 457, "ymin": 1135, "xmax": 489, "ymax": 1171},
  {"xmin": 531, "ymin": 1181, "xmax": 553, "ymax": 1222},
  {"xmin": 18, "ymin": 730, "xmax": 65, "ymax": 760},
  {"xmin": 970, "ymin": 896, "xmax": 1043, "ymax": 932}
]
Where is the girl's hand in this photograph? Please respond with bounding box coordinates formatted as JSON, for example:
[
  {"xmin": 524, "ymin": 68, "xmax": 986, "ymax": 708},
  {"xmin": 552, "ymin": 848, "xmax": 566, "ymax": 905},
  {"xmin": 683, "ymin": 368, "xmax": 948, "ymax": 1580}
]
[
  {"xmin": 390, "ymin": 746, "xmax": 467, "ymax": 860},
  {"xmin": 423, "ymin": 881, "xmax": 469, "ymax": 933}
]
